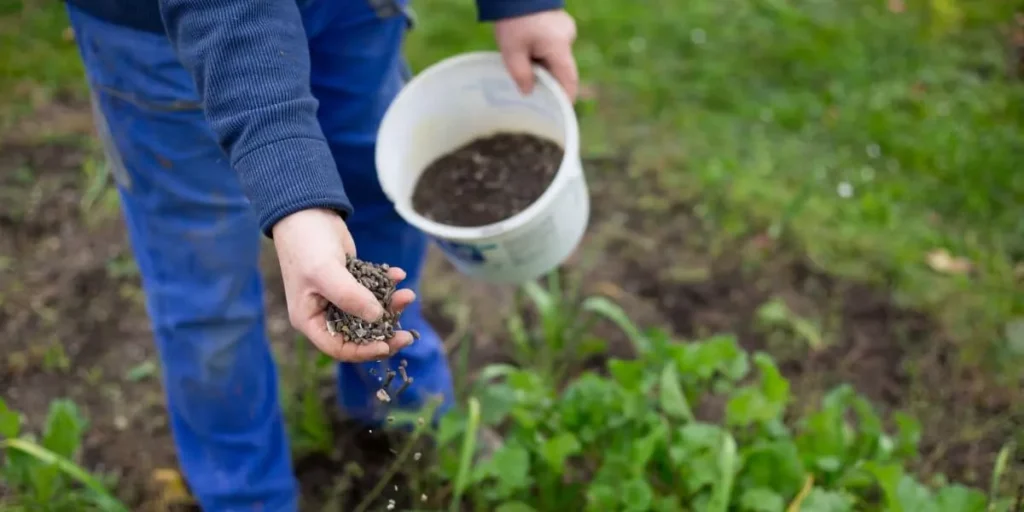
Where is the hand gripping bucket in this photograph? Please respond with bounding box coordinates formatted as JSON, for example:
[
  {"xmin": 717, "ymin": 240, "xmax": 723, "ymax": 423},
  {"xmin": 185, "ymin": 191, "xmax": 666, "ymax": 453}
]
[{"xmin": 376, "ymin": 52, "xmax": 590, "ymax": 284}]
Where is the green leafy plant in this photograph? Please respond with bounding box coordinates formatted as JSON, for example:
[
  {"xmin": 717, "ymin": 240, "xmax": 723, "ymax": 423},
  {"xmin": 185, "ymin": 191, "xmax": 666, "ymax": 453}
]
[
  {"xmin": 281, "ymin": 336, "xmax": 336, "ymax": 458},
  {"xmin": 427, "ymin": 282, "xmax": 1017, "ymax": 512},
  {"xmin": 505, "ymin": 271, "xmax": 643, "ymax": 386},
  {"xmin": 0, "ymin": 398, "xmax": 127, "ymax": 512}
]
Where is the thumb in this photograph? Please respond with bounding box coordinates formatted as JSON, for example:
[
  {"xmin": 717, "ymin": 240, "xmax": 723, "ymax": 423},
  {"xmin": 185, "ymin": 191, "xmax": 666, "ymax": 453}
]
[
  {"xmin": 501, "ymin": 45, "xmax": 535, "ymax": 96},
  {"xmin": 314, "ymin": 263, "xmax": 384, "ymax": 323}
]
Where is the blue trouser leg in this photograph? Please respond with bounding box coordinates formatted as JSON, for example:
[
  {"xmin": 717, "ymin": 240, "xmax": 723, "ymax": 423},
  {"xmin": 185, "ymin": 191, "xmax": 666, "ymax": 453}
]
[
  {"xmin": 68, "ymin": 6, "xmax": 297, "ymax": 511},
  {"xmin": 304, "ymin": 0, "xmax": 455, "ymax": 424},
  {"xmin": 68, "ymin": 0, "xmax": 454, "ymax": 510}
]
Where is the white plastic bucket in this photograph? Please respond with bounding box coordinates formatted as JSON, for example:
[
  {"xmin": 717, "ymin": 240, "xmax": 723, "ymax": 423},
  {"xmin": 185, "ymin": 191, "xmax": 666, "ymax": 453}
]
[{"xmin": 376, "ymin": 51, "xmax": 590, "ymax": 284}]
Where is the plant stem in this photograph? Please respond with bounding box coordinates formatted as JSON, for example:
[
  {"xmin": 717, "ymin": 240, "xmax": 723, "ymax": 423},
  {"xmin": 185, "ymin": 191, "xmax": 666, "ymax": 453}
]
[
  {"xmin": 449, "ymin": 397, "xmax": 481, "ymax": 512},
  {"xmin": 352, "ymin": 398, "xmax": 441, "ymax": 512}
]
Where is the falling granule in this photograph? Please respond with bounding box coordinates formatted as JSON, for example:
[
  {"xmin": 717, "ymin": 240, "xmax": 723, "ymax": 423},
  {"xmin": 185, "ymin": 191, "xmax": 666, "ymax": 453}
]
[
  {"xmin": 421, "ymin": 494, "xmax": 428, "ymax": 502},
  {"xmin": 394, "ymin": 485, "xmax": 399, "ymax": 491},
  {"xmin": 837, "ymin": 182, "xmax": 853, "ymax": 198},
  {"xmin": 413, "ymin": 452, "xmax": 422, "ymax": 461},
  {"xmin": 387, "ymin": 499, "xmax": 396, "ymax": 510}
]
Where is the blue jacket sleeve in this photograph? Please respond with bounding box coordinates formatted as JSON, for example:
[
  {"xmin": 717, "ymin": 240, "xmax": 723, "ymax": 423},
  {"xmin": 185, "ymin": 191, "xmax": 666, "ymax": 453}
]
[
  {"xmin": 158, "ymin": 0, "xmax": 353, "ymax": 237},
  {"xmin": 475, "ymin": 0, "xmax": 565, "ymax": 22}
]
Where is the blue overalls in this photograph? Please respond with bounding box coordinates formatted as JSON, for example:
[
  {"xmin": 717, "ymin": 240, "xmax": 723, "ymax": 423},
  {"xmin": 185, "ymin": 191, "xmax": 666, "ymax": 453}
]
[{"xmin": 66, "ymin": 1, "xmax": 454, "ymax": 510}]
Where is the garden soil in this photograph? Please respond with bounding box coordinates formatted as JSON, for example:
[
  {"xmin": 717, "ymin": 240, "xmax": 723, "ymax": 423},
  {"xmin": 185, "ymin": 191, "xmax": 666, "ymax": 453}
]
[
  {"xmin": 411, "ymin": 132, "xmax": 562, "ymax": 227},
  {"xmin": 1, "ymin": 107, "xmax": 1021, "ymax": 510}
]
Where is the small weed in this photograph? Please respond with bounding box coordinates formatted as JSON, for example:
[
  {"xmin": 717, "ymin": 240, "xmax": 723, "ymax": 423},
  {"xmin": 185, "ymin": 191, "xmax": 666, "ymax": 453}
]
[
  {"xmin": 505, "ymin": 270, "xmax": 637, "ymax": 386},
  {"xmin": 755, "ymin": 298, "xmax": 828, "ymax": 352},
  {"xmin": 282, "ymin": 336, "xmax": 335, "ymax": 459},
  {"xmin": 0, "ymin": 398, "xmax": 127, "ymax": 511}
]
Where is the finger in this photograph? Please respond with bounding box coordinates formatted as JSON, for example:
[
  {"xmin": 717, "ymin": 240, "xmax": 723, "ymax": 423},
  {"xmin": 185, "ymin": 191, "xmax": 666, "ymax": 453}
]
[
  {"xmin": 334, "ymin": 333, "xmax": 413, "ymax": 362},
  {"xmin": 386, "ymin": 266, "xmax": 407, "ymax": 283},
  {"xmin": 349, "ymin": 341, "xmax": 395, "ymax": 361},
  {"xmin": 302, "ymin": 317, "xmax": 390, "ymax": 361},
  {"xmin": 385, "ymin": 330, "xmax": 415, "ymax": 355},
  {"xmin": 541, "ymin": 49, "xmax": 579, "ymax": 101},
  {"xmin": 500, "ymin": 45, "xmax": 535, "ymax": 96},
  {"xmin": 317, "ymin": 264, "xmax": 385, "ymax": 322},
  {"xmin": 388, "ymin": 288, "xmax": 416, "ymax": 314}
]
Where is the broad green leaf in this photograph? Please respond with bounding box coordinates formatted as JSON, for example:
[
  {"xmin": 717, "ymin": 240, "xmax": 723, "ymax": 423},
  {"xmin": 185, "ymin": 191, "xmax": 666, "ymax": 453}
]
[
  {"xmin": 0, "ymin": 398, "xmax": 21, "ymax": 438},
  {"xmin": 795, "ymin": 387, "xmax": 853, "ymax": 476},
  {"xmin": 42, "ymin": 399, "xmax": 85, "ymax": 459},
  {"xmin": 28, "ymin": 462, "xmax": 61, "ymax": 502},
  {"xmin": 586, "ymin": 484, "xmax": 618, "ymax": 510},
  {"xmin": 608, "ymin": 359, "xmax": 647, "ymax": 391},
  {"xmin": 629, "ymin": 420, "xmax": 668, "ymax": 475},
  {"xmin": 621, "ymin": 478, "xmax": 654, "ymax": 511},
  {"xmin": 482, "ymin": 444, "xmax": 532, "ymax": 498},
  {"xmin": 476, "ymin": 384, "xmax": 516, "ymax": 426},
  {"xmin": 436, "ymin": 408, "xmax": 466, "ymax": 447},
  {"xmin": 865, "ymin": 462, "xmax": 934, "ymax": 512},
  {"xmin": 539, "ymin": 432, "xmax": 581, "ymax": 475},
  {"xmin": 495, "ymin": 502, "xmax": 537, "ymax": 512},
  {"xmin": 676, "ymin": 335, "xmax": 749, "ymax": 382},
  {"xmin": 726, "ymin": 355, "xmax": 789, "ymax": 427},
  {"xmin": 659, "ymin": 364, "xmax": 695, "ymax": 421},
  {"xmin": 934, "ymin": 485, "xmax": 986, "ymax": 512},
  {"xmin": 738, "ymin": 487, "xmax": 784, "ymax": 512},
  {"xmin": 678, "ymin": 423, "xmax": 725, "ymax": 451},
  {"xmin": 753, "ymin": 353, "xmax": 789, "ymax": 407},
  {"xmin": 725, "ymin": 387, "xmax": 770, "ymax": 427},
  {"xmin": 892, "ymin": 412, "xmax": 922, "ymax": 458},
  {"xmin": 740, "ymin": 441, "xmax": 806, "ymax": 498},
  {"xmin": 707, "ymin": 432, "xmax": 738, "ymax": 512},
  {"xmin": 677, "ymin": 424, "xmax": 735, "ymax": 498},
  {"xmin": 800, "ymin": 488, "xmax": 856, "ymax": 512}
]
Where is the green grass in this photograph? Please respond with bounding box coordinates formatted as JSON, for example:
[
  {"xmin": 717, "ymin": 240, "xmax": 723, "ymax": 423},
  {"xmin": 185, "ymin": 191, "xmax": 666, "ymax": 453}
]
[
  {"xmin": 407, "ymin": 0, "xmax": 1023, "ymax": 365},
  {"xmin": 0, "ymin": 0, "xmax": 85, "ymax": 128}
]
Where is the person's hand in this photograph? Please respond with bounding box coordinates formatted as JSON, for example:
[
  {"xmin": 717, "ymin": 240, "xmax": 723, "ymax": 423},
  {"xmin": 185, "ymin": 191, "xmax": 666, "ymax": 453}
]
[
  {"xmin": 272, "ymin": 208, "xmax": 417, "ymax": 361},
  {"xmin": 494, "ymin": 9, "xmax": 579, "ymax": 101}
]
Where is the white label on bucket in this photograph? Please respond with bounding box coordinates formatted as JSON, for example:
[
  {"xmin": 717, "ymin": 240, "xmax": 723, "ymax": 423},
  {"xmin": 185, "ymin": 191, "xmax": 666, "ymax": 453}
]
[{"xmin": 433, "ymin": 239, "xmax": 501, "ymax": 266}]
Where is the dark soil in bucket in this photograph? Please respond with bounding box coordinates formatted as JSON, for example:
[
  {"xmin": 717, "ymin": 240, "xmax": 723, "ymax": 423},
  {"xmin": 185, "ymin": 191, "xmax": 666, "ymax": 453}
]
[{"xmin": 411, "ymin": 132, "xmax": 563, "ymax": 227}]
